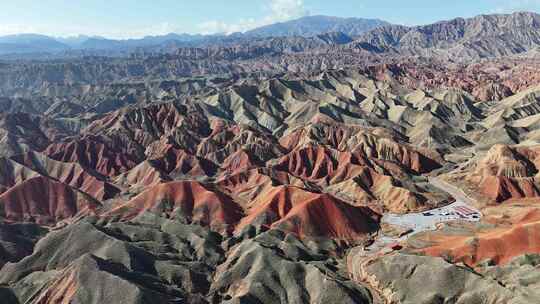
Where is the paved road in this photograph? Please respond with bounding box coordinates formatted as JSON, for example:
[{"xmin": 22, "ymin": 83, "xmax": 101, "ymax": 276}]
[
  {"xmin": 366, "ymin": 177, "xmax": 482, "ymax": 250},
  {"xmin": 350, "ymin": 176, "xmax": 483, "ymax": 301},
  {"xmin": 429, "ymin": 176, "xmax": 476, "ymax": 206}
]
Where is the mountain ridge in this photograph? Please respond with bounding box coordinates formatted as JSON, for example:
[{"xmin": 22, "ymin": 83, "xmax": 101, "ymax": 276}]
[
  {"xmin": 354, "ymin": 11, "xmax": 540, "ymax": 59},
  {"xmin": 244, "ymin": 15, "xmax": 389, "ymax": 38},
  {"xmin": 0, "ymin": 15, "xmax": 389, "ymax": 55},
  {"xmin": 3, "ymin": 11, "xmax": 540, "ymax": 61}
]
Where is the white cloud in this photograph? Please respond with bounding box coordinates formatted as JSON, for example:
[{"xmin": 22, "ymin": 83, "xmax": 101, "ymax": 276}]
[
  {"xmin": 492, "ymin": 0, "xmax": 540, "ymax": 13},
  {"xmin": 268, "ymin": 0, "xmax": 308, "ymax": 21},
  {"xmin": 78, "ymin": 22, "xmax": 180, "ymax": 39},
  {"xmin": 198, "ymin": 19, "xmax": 262, "ymax": 35},
  {"xmin": 0, "ymin": 22, "xmax": 181, "ymax": 40},
  {"xmin": 0, "ymin": 24, "xmax": 39, "ymax": 36},
  {"xmin": 198, "ymin": 0, "xmax": 309, "ymax": 34},
  {"xmin": 0, "ymin": 0, "xmax": 310, "ymax": 38},
  {"xmin": 121, "ymin": 22, "xmax": 179, "ymax": 38}
]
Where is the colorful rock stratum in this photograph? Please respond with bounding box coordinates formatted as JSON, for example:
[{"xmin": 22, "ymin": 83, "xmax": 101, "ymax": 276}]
[{"xmin": 2, "ymin": 10, "xmax": 540, "ymax": 304}]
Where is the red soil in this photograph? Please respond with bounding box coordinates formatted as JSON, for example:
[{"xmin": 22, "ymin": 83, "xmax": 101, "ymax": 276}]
[
  {"xmin": 103, "ymin": 181, "xmax": 243, "ymax": 233},
  {"xmin": 237, "ymin": 185, "xmax": 379, "ymax": 241},
  {"xmin": 460, "ymin": 145, "xmax": 540, "ymax": 203},
  {"xmin": 11, "ymin": 152, "xmax": 120, "ymax": 200},
  {"xmin": 33, "ymin": 267, "xmax": 78, "ymax": 304},
  {"xmin": 45, "ymin": 135, "xmax": 140, "ymax": 176},
  {"xmin": 421, "ymin": 202, "xmax": 540, "ymax": 266},
  {"xmin": 220, "ymin": 150, "xmax": 258, "ymax": 175},
  {"xmin": 480, "ymin": 176, "xmax": 540, "ymax": 203},
  {"xmin": 280, "ymin": 124, "xmax": 441, "ymax": 175},
  {"xmin": 84, "ymin": 102, "xmax": 185, "ymax": 136},
  {"xmin": 113, "ymin": 161, "xmax": 170, "ymax": 188},
  {"xmin": 216, "ymin": 168, "xmax": 301, "ymax": 203},
  {"xmin": 272, "ymin": 145, "xmax": 366, "ymax": 185},
  {"xmin": 151, "ymin": 146, "xmax": 217, "ymax": 177},
  {"xmin": 0, "ymin": 176, "xmax": 100, "ymax": 224}
]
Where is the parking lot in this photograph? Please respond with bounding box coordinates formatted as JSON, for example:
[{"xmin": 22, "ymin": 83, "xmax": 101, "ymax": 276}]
[
  {"xmin": 365, "ymin": 177, "xmax": 483, "ymax": 252},
  {"xmin": 382, "ymin": 200, "xmax": 482, "ymax": 239}
]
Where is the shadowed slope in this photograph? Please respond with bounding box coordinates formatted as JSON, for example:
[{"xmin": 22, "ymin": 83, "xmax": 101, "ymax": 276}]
[
  {"xmin": 103, "ymin": 181, "xmax": 243, "ymax": 233},
  {"xmin": 237, "ymin": 185, "xmax": 379, "ymax": 241},
  {"xmin": 0, "ymin": 176, "xmax": 100, "ymax": 224}
]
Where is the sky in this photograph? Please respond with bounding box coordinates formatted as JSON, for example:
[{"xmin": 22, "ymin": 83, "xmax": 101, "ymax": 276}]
[{"xmin": 1, "ymin": 0, "xmax": 540, "ymax": 39}]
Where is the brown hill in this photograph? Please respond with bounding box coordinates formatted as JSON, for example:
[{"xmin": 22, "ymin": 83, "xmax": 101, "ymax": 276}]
[
  {"xmin": 45, "ymin": 135, "xmax": 141, "ymax": 177},
  {"xmin": 0, "ymin": 176, "xmax": 100, "ymax": 224},
  {"xmin": 447, "ymin": 144, "xmax": 540, "ymax": 203},
  {"xmin": 103, "ymin": 181, "xmax": 243, "ymax": 233},
  {"xmin": 237, "ymin": 185, "xmax": 379, "ymax": 241},
  {"xmin": 420, "ymin": 201, "xmax": 540, "ymax": 266},
  {"xmin": 152, "ymin": 146, "xmax": 218, "ymax": 178},
  {"xmin": 10, "ymin": 151, "xmax": 120, "ymax": 200}
]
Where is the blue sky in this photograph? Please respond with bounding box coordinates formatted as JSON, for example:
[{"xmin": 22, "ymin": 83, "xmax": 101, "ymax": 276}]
[{"xmin": 1, "ymin": 0, "xmax": 540, "ymax": 38}]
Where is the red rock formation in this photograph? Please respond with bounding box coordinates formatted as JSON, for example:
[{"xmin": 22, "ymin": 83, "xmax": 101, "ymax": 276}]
[
  {"xmin": 84, "ymin": 102, "xmax": 185, "ymax": 137},
  {"xmin": 104, "ymin": 181, "xmax": 243, "ymax": 233},
  {"xmin": 472, "ymin": 83, "xmax": 513, "ymax": 102},
  {"xmin": 421, "ymin": 203, "xmax": 540, "ymax": 266},
  {"xmin": 45, "ymin": 135, "xmax": 141, "ymax": 177},
  {"xmin": 456, "ymin": 145, "xmax": 540, "ymax": 203},
  {"xmin": 33, "ymin": 266, "xmax": 78, "ymax": 304},
  {"xmin": 216, "ymin": 168, "xmax": 303, "ymax": 204},
  {"xmin": 327, "ymin": 166, "xmax": 427, "ymax": 213},
  {"xmin": 280, "ymin": 123, "xmax": 440, "ymax": 175},
  {"xmin": 113, "ymin": 161, "xmax": 170, "ymax": 188},
  {"xmin": 271, "ymin": 144, "xmax": 430, "ymax": 212},
  {"xmin": 351, "ymin": 135, "xmax": 441, "ymax": 174},
  {"xmin": 151, "ymin": 146, "xmax": 217, "ymax": 177},
  {"xmin": 280, "ymin": 123, "xmax": 350, "ymax": 151},
  {"xmin": 196, "ymin": 123, "xmax": 284, "ymax": 164},
  {"xmin": 480, "ymin": 176, "xmax": 540, "ymax": 202},
  {"xmin": 11, "ymin": 152, "xmax": 120, "ymax": 201},
  {"xmin": 0, "ymin": 157, "xmax": 40, "ymax": 190},
  {"xmin": 0, "ymin": 176, "xmax": 100, "ymax": 224},
  {"xmin": 220, "ymin": 150, "xmax": 259, "ymax": 175},
  {"xmin": 365, "ymin": 59, "xmax": 540, "ymax": 102},
  {"xmin": 272, "ymin": 145, "xmax": 367, "ymax": 185},
  {"xmin": 237, "ymin": 185, "xmax": 379, "ymax": 241}
]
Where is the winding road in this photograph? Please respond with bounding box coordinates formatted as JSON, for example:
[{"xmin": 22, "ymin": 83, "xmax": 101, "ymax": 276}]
[
  {"xmin": 347, "ymin": 177, "xmax": 483, "ymax": 303},
  {"xmin": 367, "ymin": 176, "xmax": 482, "ymax": 250}
]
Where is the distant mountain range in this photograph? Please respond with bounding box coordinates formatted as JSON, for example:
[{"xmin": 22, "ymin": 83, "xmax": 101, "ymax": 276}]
[
  {"xmin": 0, "ymin": 34, "xmax": 71, "ymax": 54},
  {"xmin": 244, "ymin": 15, "xmax": 389, "ymax": 37},
  {"xmin": 0, "ymin": 15, "xmax": 389, "ymax": 55},
  {"xmin": 353, "ymin": 11, "xmax": 540, "ymax": 59},
  {"xmin": 3, "ymin": 12, "xmax": 540, "ymax": 62}
]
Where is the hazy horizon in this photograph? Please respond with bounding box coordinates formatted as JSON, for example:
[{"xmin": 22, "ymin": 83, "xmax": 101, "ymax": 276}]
[{"xmin": 1, "ymin": 0, "xmax": 540, "ymax": 39}]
